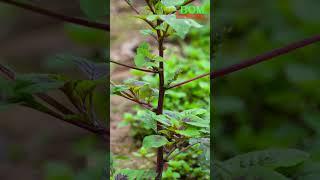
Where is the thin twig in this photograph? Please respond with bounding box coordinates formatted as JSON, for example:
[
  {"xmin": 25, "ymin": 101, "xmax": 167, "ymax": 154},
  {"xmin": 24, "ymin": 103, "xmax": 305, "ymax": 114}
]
[
  {"xmin": 124, "ymin": 0, "xmax": 140, "ymax": 14},
  {"xmin": 0, "ymin": 0, "xmax": 109, "ymax": 31},
  {"xmin": 117, "ymin": 93, "xmax": 154, "ymax": 110},
  {"xmin": 168, "ymin": 34, "xmax": 320, "ymax": 89},
  {"xmin": 135, "ymin": 16, "xmax": 157, "ymax": 30},
  {"xmin": 110, "ymin": 60, "xmax": 158, "ymax": 73}
]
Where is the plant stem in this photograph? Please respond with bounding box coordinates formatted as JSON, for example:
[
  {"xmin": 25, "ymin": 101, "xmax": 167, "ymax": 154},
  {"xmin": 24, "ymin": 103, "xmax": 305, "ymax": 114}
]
[
  {"xmin": 0, "ymin": 0, "xmax": 109, "ymax": 31},
  {"xmin": 155, "ymin": 22, "xmax": 165, "ymax": 180},
  {"xmin": 168, "ymin": 34, "xmax": 320, "ymax": 89},
  {"xmin": 110, "ymin": 60, "xmax": 158, "ymax": 73},
  {"xmin": 124, "ymin": 0, "xmax": 140, "ymax": 14}
]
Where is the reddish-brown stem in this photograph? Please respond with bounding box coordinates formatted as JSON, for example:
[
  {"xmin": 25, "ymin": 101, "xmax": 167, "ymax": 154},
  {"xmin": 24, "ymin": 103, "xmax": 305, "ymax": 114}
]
[
  {"xmin": 0, "ymin": 0, "xmax": 109, "ymax": 31},
  {"xmin": 117, "ymin": 93, "xmax": 154, "ymax": 110},
  {"xmin": 168, "ymin": 34, "xmax": 320, "ymax": 89},
  {"xmin": 155, "ymin": 21, "xmax": 165, "ymax": 180},
  {"xmin": 124, "ymin": 0, "xmax": 140, "ymax": 14},
  {"xmin": 110, "ymin": 60, "xmax": 158, "ymax": 73}
]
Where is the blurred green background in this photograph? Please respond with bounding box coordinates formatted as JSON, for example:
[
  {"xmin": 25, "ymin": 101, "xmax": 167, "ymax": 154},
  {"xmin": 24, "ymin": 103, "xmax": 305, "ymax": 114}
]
[
  {"xmin": 214, "ymin": 0, "xmax": 320, "ymax": 161},
  {"xmin": 0, "ymin": 1, "xmax": 107, "ymax": 179}
]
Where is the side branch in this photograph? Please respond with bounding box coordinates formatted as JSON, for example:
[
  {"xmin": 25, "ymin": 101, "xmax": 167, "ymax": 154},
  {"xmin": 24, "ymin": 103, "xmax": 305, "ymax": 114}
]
[
  {"xmin": 110, "ymin": 60, "xmax": 158, "ymax": 73},
  {"xmin": 124, "ymin": 0, "xmax": 140, "ymax": 14},
  {"xmin": 0, "ymin": 63, "xmax": 107, "ymax": 137},
  {"xmin": 168, "ymin": 34, "xmax": 320, "ymax": 89},
  {"xmin": 110, "ymin": 81, "xmax": 155, "ymax": 110},
  {"xmin": 116, "ymin": 93, "xmax": 154, "ymax": 110},
  {"xmin": 0, "ymin": 0, "xmax": 109, "ymax": 31}
]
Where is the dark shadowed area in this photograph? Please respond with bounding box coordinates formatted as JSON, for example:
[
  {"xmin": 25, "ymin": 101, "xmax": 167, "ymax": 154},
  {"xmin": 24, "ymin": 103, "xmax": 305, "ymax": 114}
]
[{"xmin": 0, "ymin": 1, "xmax": 106, "ymax": 179}]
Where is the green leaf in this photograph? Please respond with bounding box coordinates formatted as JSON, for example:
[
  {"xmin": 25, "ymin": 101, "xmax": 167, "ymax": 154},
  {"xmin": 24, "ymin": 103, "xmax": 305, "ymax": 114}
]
[
  {"xmin": 154, "ymin": 114, "xmax": 172, "ymax": 126},
  {"xmin": 140, "ymin": 29, "xmax": 154, "ymax": 36},
  {"xmin": 80, "ymin": 0, "xmax": 109, "ymax": 20},
  {"xmin": 114, "ymin": 169, "xmax": 156, "ymax": 180},
  {"xmin": 161, "ymin": 0, "xmax": 185, "ymax": 6},
  {"xmin": 134, "ymin": 42, "xmax": 153, "ymax": 67},
  {"xmin": 175, "ymin": 127, "xmax": 201, "ymax": 137},
  {"xmin": 182, "ymin": 108, "xmax": 208, "ymax": 116},
  {"xmin": 134, "ymin": 54, "xmax": 145, "ymax": 67},
  {"xmin": 222, "ymin": 149, "xmax": 309, "ymax": 171},
  {"xmin": 14, "ymin": 74, "xmax": 64, "ymax": 94},
  {"xmin": 166, "ymin": 68, "xmax": 183, "ymax": 86},
  {"xmin": 61, "ymin": 80, "xmax": 102, "ymax": 110},
  {"xmin": 164, "ymin": 110, "xmax": 182, "ymax": 120},
  {"xmin": 182, "ymin": 115, "xmax": 209, "ymax": 128},
  {"xmin": 110, "ymin": 85, "xmax": 129, "ymax": 95},
  {"xmin": 160, "ymin": 15, "xmax": 202, "ymax": 38},
  {"xmin": 124, "ymin": 79, "xmax": 149, "ymax": 87},
  {"xmin": 139, "ymin": 110, "xmax": 157, "ymax": 131},
  {"xmin": 231, "ymin": 167, "xmax": 290, "ymax": 180},
  {"xmin": 146, "ymin": 15, "xmax": 159, "ymax": 21},
  {"xmin": 143, "ymin": 135, "xmax": 169, "ymax": 149}
]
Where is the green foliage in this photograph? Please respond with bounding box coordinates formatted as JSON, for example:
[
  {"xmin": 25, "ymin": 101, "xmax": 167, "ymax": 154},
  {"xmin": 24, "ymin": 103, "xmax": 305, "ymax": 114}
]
[
  {"xmin": 213, "ymin": 149, "xmax": 320, "ymax": 179},
  {"xmin": 143, "ymin": 135, "xmax": 169, "ymax": 149},
  {"xmin": 223, "ymin": 149, "xmax": 309, "ymax": 171},
  {"xmin": 113, "ymin": 169, "xmax": 156, "ymax": 180},
  {"xmin": 0, "ymin": 73, "xmax": 64, "ymax": 110},
  {"xmin": 45, "ymin": 162, "xmax": 74, "ymax": 180},
  {"xmin": 160, "ymin": 15, "xmax": 202, "ymax": 38},
  {"xmin": 162, "ymin": 144, "xmax": 210, "ymax": 179},
  {"xmin": 133, "ymin": 42, "xmax": 163, "ymax": 69},
  {"xmin": 45, "ymin": 153, "xmax": 106, "ymax": 180}
]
